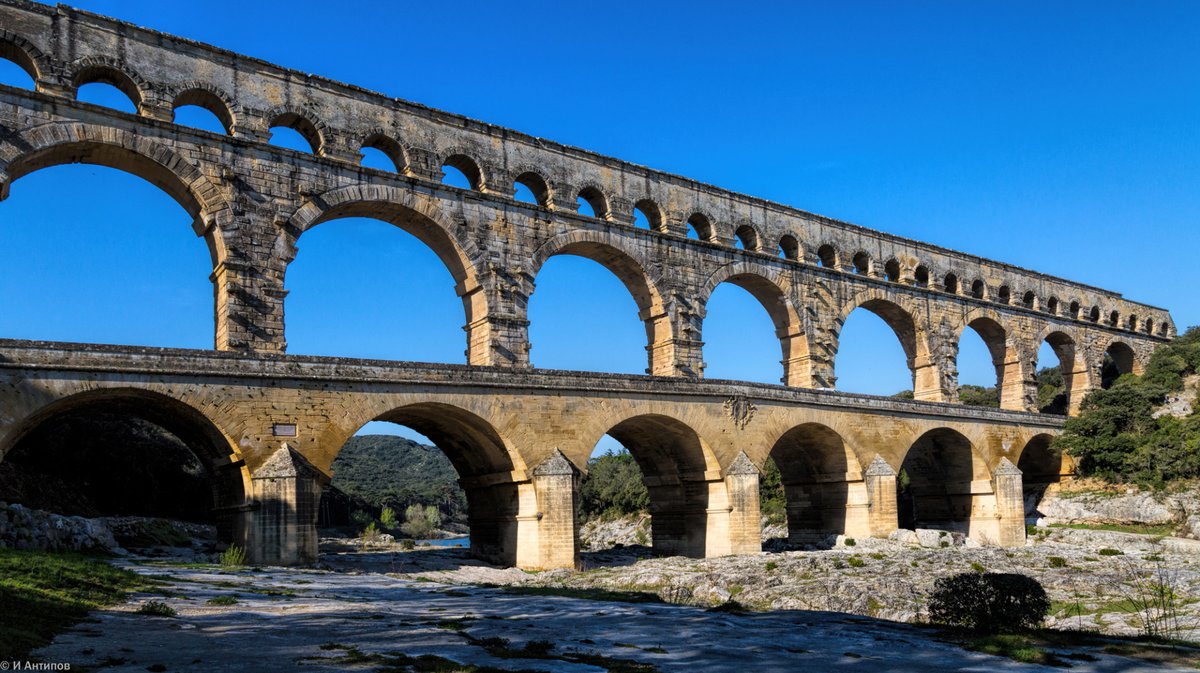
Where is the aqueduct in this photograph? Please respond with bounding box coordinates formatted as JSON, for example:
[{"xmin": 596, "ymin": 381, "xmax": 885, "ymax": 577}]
[{"xmin": 0, "ymin": 1, "xmax": 1174, "ymax": 567}]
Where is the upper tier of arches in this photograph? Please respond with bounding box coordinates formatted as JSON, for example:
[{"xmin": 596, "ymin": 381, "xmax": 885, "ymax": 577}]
[{"xmin": 0, "ymin": 18, "xmax": 1170, "ymax": 340}]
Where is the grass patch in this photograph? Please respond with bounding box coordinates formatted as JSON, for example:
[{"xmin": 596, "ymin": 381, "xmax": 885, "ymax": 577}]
[
  {"xmin": 967, "ymin": 633, "xmax": 1068, "ymax": 666},
  {"xmin": 1098, "ymin": 548, "xmax": 1124, "ymax": 556},
  {"xmin": 1049, "ymin": 522, "xmax": 1176, "ymax": 536},
  {"xmin": 943, "ymin": 625, "xmax": 1200, "ymax": 669},
  {"xmin": 0, "ymin": 549, "xmax": 152, "ymax": 658},
  {"xmin": 136, "ymin": 600, "xmax": 176, "ymax": 617},
  {"xmin": 206, "ymin": 595, "xmax": 238, "ymax": 606}
]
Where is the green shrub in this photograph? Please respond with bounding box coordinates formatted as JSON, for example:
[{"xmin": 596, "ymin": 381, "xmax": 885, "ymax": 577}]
[
  {"xmin": 219, "ymin": 544, "xmax": 246, "ymax": 568},
  {"xmin": 928, "ymin": 572, "xmax": 1050, "ymax": 633},
  {"xmin": 1047, "ymin": 556, "xmax": 1068, "ymax": 568},
  {"xmin": 206, "ymin": 595, "xmax": 238, "ymax": 606},
  {"xmin": 399, "ymin": 538, "xmax": 416, "ymax": 551},
  {"xmin": 1098, "ymin": 548, "xmax": 1124, "ymax": 556},
  {"xmin": 137, "ymin": 600, "xmax": 176, "ymax": 617},
  {"xmin": 844, "ymin": 538, "xmax": 856, "ymax": 547},
  {"xmin": 579, "ymin": 450, "xmax": 649, "ymax": 520},
  {"xmin": 402, "ymin": 504, "xmax": 442, "ymax": 538},
  {"xmin": 764, "ymin": 561, "xmax": 778, "ymax": 571},
  {"xmin": 379, "ymin": 506, "xmax": 398, "ymax": 530},
  {"xmin": 847, "ymin": 556, "xmax": 865, "ymax": 568},
  {"xmin": 969, "ymin": 562, "xmax": 986, "ymax": 573}
]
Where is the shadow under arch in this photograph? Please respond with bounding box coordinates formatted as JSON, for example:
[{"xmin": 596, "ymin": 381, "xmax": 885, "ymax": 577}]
[
  {"xmin": 898, "ymin": 428, "xmax": 993, "ymax": 539},
  {"xmin": 1017, "ymin": 433, "xmax": 1073, "ymax": 522},
  {"xmin": 530, "ymin": 231, "xmax": 674, "ymax": 375},
  {"xmin": 0, "ymin": 387, "xmax": 247, "ymax": 544},
  {"xmin": 699, "ymin": 263, "xmax": 808, "ymax": 386},
  {"xmin": 285, "ymin": 188, "xmax": 490, "ymax": 363},
  {"xmin": 769, "ymin": 422, "xmax": 866, "ymax": 544},
  {"xmin": 600, "ymin": 414, "xmax": 718, "ymax": 558},
  {"xmin": 834, "ymin": 293, "xmax": 926, "ymax": 395},
  {"xmin": 346, "ymin": 402, "xmax": 525, "ymax": 565}
]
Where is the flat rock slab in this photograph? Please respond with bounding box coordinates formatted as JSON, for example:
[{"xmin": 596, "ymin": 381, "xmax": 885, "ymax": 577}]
[{"xmin": 34, "ymin": 560, "xmax": 1186, "ymax": 673}]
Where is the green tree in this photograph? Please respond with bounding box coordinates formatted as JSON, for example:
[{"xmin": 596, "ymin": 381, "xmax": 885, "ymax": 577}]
[
  {"xmin": 759, "ymin": 458, "xmax": 786, "ymax": 525},
  {"xmin": 579, "ymin": 450, "xmax": 648, "ymax": 520},
  {"xmin": 379, "ymin": 506, "xmax": 398, "ymax": 530}
]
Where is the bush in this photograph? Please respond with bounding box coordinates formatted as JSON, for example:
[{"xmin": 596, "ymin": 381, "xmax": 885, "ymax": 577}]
[
  {"xmin": 579, "ymin": 451, "xmax": 648, "ymax": 520},
  {"xmin": 206, "ymin": 595, "xmax": 238, "ymax": 606},
  {"xmin": 928, "ymin": 572, "xmax": 1049, "ymax": 633},
  {"xmin": 219, "ymin": 544, "xmax": 246, "ymax": 568},
  {"xmin": 847, "ymin": 556, "xmax": 864, "ymax": 568},
  {"xmin": 401, "ymin": 504, "xmax": 442, "ymax": 538},
  {"xmin": 399, "ymin": 538, "xmax": 416, "ymax": 550},
  {"xmin": 137, "ymin": 600, "xmax": 176, "ymax": 617},
  {"xmin": 379, "ymin": 506, "xmax": 398, "ymax": 530},
  {"xmin": 1099, "ymin": 548, "xmax": 1124, "ymax": 556},
  {"xmin": 1047, "ymin": 556, "xmax": 1068, "ymax": 568}
]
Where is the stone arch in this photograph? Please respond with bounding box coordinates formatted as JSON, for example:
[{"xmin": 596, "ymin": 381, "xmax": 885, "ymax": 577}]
[
  {"xmin": 285, "ymin": 185, "xmax": 493, "ymax": 363},
  {"xmin": 1035, "ymin": 328, "xmax": 1087, "ymax": 414},
  {"xmin": 1022, "ymin": 290, "xmax": 1038, "ymax": 310},
  {"xmin": 898, "ymin": 428, "xmax": 993, "ymax": 539},
  {"xmin": 834, "ymin": 291, "xmax": 929, "ymax": 396},
  {"xmin": 171, "ymin": 83, "xmax": 237, "ymax": 134},
  {"xmin": 359, "ymin": 130, "xmax": 407, "ymax": 173},
  {"xmin": 576, "ymin": 184, "xmax": 610, "ymax": 219},
  {"xmin": 817, "ymin": 243, "xmax": 838, "ymax": 268},
  {"xmin": 1101, "ymin": 338, "xmax": 1138, "ymax": 387},
  {"xmin": 530, "ymin": 230, "xmax": 674, "ymax": 375},
  {"xmin": 512, "ymin": 168, "xmax": 552, "ymax": 207},
  {"xmin": 883, "ymin": 257, "xmax": 902, "ymax": 283},
  {"xmin": 686, "ymin": 212, "xmax": 716, "ymax": 241},
  {"xmin": 440, "ymin": 150, "xmax": 486, "ymax": 191},
  {"xmin": 699, "ymin": 262, "xmax": 808, "ymax": 386},
  {"xmin": 943, "ymin": 271, "xmax": 960, "ymax": 294},
  {"xmin": 733, "ymin": 222, "xmax": 761, "ymax": 251},
  {"xmin": 0, "ymin": 122, "xmax": 233, "ymax": 264},
  {"xmin": 778, "ymin": 233, "xmax": 802, "ymax": 261},
  {"xmin": 0, "ymin": 387, "xmax": 247, "ymax": 544},
  {"xmin": 597, "ymin": 413, "xmax": 721, "ymax": 557},
  {"xmin": 0, "ymin": 30, "xmax": 51, "ymax": 87},
  {"xmin": 66, "ymin": 56, "xmax": 155, "ymax": 113},
  {"xmin": 956, "ymin": 312, "xmax": 1025, "ymax": 410},
  {"xmin": 851, "ymin": 250, "xmax": 871, "ymax": 275},
  {"xmin": 632, "ymin": 198, "xmax": 665, "ymax": 231},
  {"xmin": 265, "ymin": 104, "xmax": 327, "ymax": 154},
  {"xmin": 1018, "ymin": 433, "xmax": 1074, "ymax": 521},
  {"xmin": 913, "ymin": 264, "xmax": 930, "ymax": 287},
  {"xmin": 970, "ymin": 278, "xmax": 986, "ymax": 300},
  {"xmin": 769, "ymin": 422, "xmax": 867, "ymax": 541}
]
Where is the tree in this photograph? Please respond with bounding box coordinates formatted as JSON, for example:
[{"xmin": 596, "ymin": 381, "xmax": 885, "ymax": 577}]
[{"xmin": 579, "ymin": 450, "xmax": 648, "ymax": 520}]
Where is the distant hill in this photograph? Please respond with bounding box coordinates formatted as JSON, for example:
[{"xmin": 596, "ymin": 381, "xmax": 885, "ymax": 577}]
[{"xmin": 330, "ymin": 435, "xmax": 466, "ymax": 524}]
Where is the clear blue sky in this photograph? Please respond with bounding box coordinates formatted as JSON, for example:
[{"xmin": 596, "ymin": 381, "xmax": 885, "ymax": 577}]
[{"xmin": 1, "ymin": 1, "xmax": 1196, "ymax": 452}]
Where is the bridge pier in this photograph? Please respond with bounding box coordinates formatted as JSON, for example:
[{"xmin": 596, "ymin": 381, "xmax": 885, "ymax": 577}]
[
  {"xmin": 863, "ymin": 455, "xmax": 900, "ymax": 537},
  {"xmin": 247, "ymin": 445, "xmax": 325, "ymax": 566},
  {"xmin": 526, "ymin": 451, "xmax": 581, "ymax": 570}
]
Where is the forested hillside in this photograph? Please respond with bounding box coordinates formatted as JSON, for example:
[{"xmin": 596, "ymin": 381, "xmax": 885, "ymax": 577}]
[{"xmin": 330, "ymin": 435, "xmax": 466, "ymax": 524}]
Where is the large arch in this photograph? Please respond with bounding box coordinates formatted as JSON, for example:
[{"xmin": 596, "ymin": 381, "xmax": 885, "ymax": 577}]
[
  {"xmin": 769, "ymin": 423, "xmax": 867, "ymax": 543},
  {"xmin": 285, "ymin": 186, "xmax": 490, "ymax": 363},
  {"xmin": 1035, "ymin": 329, "xmax": 1087, "ymax": 415},
  {"xmin": 955, "ymin": 314, "xmax": 1026, "ymax": 410},
  {"xmin": 699, "ymin": 263, "xmax": 808, "ymax": 386},
  {"xmin": 0, "ymin": 30, "xmax": 50, "ymax": 88},
  {"xmin": 530, "ymin": 231, "xmax": 674, "ymax": 375},
  {"xmin": 898, "ymin": 428, "xmax": 995, "ymax": 540},
  {"xmin": 1101, "ymin": 339, "xmax": 1139, "ymax": 388},
  {"xmin": 0, "ymin": 388, "xmax": 248, "ymax": 545},
  {"xmin": 1018, "ymin": 433, "xmax": 1074, "ymax": 522},
  {"xmin": 327, "ymin": 401, "xmax": 525, "ymax": 566},
  {"xmin": 598, "ymin": 414, "xmax": 720, "ymax": 558},
  {"xmin": 833, "ymin": 293, "xmax": 931, "ymax": 397}
]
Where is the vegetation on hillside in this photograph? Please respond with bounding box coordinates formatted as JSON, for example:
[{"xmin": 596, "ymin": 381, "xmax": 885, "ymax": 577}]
[
  {"xmin": 330, "ymin": 435, "xmax": 466, "ymax": 525},
  {"xmin": 0, "ymin": 549, "xmax": 151, "ymax": 657},
  {"xmin": 1056, "ymin": 327, "xmax": 1200, "ymax": 485},
  {"xmin": 893, "ymin": 367, "xmax": 1065, "ymax": 412},
  {"xmin": 580, "ymin": 451, "xmax": 647, "ymax": 520}
]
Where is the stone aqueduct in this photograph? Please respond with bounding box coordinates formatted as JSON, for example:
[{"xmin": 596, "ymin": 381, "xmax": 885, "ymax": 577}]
[{"xmin": 0, "ymin": 1, "xmax": 1175, "ymax": 567}]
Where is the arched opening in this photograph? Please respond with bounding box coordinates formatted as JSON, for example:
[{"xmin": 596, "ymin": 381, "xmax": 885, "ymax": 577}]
[
  {"xmin": 955, "ymin": 318, "xmax": 1006, "ymax": 408},
  {"xmin": 529, "ymin": 244, "xmax": 661, "ymax": 375},
  {"xmin": 702, "ymin": 273, "xmax": 805, "ymax": 385},
  {"xmin": 1047, "ymin": 297, "xmax": 1060, "ymax": 315},
  {"xmin": 997, "ymin": 285, "xmax": 1011, "ymax": 305},
  {"xmin": 1108, "ymin": 310, "xmax": 1121, "ymax": 327},
  {"xmin": 0, "ymin": 158, "xmax": 214, "ymax": 348},
  {"xmin": 1101, "ymin": 341, "xmax": 1136, "ymax": 389},
  {"xmin": 441, "ymin": 154, "xmax": 482, "ymax": 190},
  {"xmin": 770, "ymin": 423, "xmax": 865, "ymax": 544},
  {"xmin": 817, "ymin": 244, "xmax": 838, "ymax": 269},
  {"xmin": 0, "ymin": 390, "xmax": 247, "ymax": 551},
  {"xmin": 172, "ymin": 89, "xmax": 233, "ymax": 135},
  {"xmin": 686, "ymin": 213, "xmax": 713, "ymax": 241},
  {"xmin": 851, "ymin": 251, "xmax": 871, "ymax": 275},
  {"xmin": 360, "ymin": 134, "xmax": 405, "ymax": 173},
  {"xmin": 74, "ymin": 66, "xmax": 140, "ymax": 114},
  {"xmin": 576, "ymin": 186, "xmax": 608, "ymax": 219},
  {"xmin": 1127, "ymin": 314, "xmax": 1139, "ymax": 332},
  {"xmin": 1035, "ymin": 333, "xmax": 1075, "ymax": 415},
  {"xmin": 970, "ymin": 279, "xmax": 986, "ymax": 299},
  {"xmin": 332, "ymin": 404, "xmax": 522, "ymax": 565},
  {"xmin": 913, "ymin": 265, "xmax": 930, "ymax": 287},
  {"xmin": 1018, "ymin": 434, "xmax": 1072, "ymax": 522},
  {"xmin": 514, "ymin": 172, "xmax": 551, "ymax": 207},
  {"xmin": 835, "ymin": 299, "xmax": 918, "ymax": 395},
  {"xmin": 1145, "ymin": 318, "xmax": 1156, "ymax": 335},
  {"xmin": 944, "ymin": 273, "xmax": 959, "ymax": 294},
  {"xmin": 778, "ymin": 234, "xmax": 800, "ymax": 261},
  {"xmin": 884, "ymin": 258, "xmax": 901, "ymax": 283},
  {"xmin": 0, "ymin": 41, "xmax": 37, "ymax": 89},
  {"xmin": 1069, "ymin": 300, "xmax": 1081, "ymax": 319},
  {"xmin": 1089, "ymin": 306, "xmax": 1101, "ymax": 323},
  {"xmin": 633, "ymin": 199, "xmax": 662, "ymax": 231},
  {"xmin": 899, "ymin": 428, "xmax": 989, "ymax": 537},
  {"xmin": 1022, "ymin": 291, "xmax": 1037, "ymax": 310},
  {"xmin": 592, "ymin": 415, "xmax": 717, "ymax": 558},
  {"xmin": 734, "ymin": 224, "xmax": 759, "ymax": 251},
  {"xmin": 269, "ymin": 113, "xmax": 322, "ymax": 154}
]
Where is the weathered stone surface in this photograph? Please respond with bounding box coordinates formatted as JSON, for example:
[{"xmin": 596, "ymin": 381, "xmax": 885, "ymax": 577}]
[{"xmin": 0, "ymin": 501, "xmax": 118, "ymax": 552}]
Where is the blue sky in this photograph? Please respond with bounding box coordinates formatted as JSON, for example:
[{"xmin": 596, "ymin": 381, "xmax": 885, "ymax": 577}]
[{"xmin": 0, "ymin": 1, "xmax": 1196, "ymax": 453}]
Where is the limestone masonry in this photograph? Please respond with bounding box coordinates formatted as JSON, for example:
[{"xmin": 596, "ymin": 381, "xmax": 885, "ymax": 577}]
[{"xmin": 0, "ymin": 1, "xmax": 1174, "ymax": 568}]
